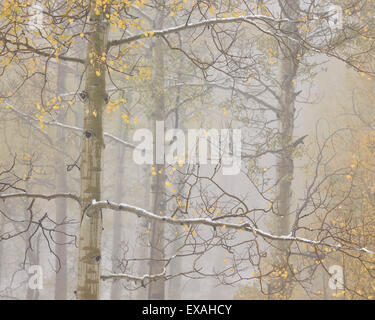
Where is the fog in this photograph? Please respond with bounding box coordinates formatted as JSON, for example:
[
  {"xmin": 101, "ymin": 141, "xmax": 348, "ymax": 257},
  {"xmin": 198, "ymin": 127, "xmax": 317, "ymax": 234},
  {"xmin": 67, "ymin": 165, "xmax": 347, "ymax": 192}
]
[{"xmin": 0, "ymin": 0, "xmax": 374, "ymax": 300}]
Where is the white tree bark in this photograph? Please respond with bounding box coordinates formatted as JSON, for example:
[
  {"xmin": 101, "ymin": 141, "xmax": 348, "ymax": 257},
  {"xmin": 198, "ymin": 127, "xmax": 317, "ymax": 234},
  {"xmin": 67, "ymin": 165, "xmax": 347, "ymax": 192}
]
[
  {"xmin": 269, "ymin": 0, "xmax": 301, "ymax": 299},
  {"xmin": 76, "ymin": 1, "xmax": 109, "ymax": 300},
  {"xmin": 54, "ymin": 61, "xmax": 68, "ymax": 300},
  {"xmin": 148, "ymin": 13, "xmax": 166, "ymax": 300}
]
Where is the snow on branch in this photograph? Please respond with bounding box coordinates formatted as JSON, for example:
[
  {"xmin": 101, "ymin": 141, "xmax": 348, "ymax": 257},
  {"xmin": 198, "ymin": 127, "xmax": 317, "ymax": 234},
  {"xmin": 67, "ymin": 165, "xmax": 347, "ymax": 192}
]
[
  {"xmin": 89, "ymin": 200, "xmax": 375, "ymax": 255},
  {"xmin": 108, "ymin": 15, "xmax": 299, "ymax": 48},
  {"xmin": 101, "ymin": 268, "xmax": 167, "ymax": 283},
  {"xmin": 0, "ymin": 192, "xmax": 80, "ymax": 203}
]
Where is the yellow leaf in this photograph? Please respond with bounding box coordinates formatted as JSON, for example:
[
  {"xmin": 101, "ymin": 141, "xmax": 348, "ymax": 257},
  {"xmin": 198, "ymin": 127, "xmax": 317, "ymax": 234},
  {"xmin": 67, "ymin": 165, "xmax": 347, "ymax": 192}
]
[{"xmin": 209, "ymin": 6, "xmax": 216, "ymax": 16}]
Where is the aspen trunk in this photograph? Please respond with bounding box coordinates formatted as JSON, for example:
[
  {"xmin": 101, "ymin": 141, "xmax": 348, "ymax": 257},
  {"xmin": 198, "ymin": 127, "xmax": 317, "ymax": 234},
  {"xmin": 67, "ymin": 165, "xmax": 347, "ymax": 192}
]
[
  {"xmin": 110, "ymin": 116, "xmax": 126, "ymax": 300},
  {"xmin": 26, "ymin": 235, "xmax": 41, "ymax": 300},
  {"xmin": 148, "ymin": 140, "xmax": 166, "ymax": 300},
  {"xmin": 148, "ymin": 14, "xmax": 166, "ymax": 300},
  {"xmin": 76, "ymin": 2, "xmax": 109, "ymax": 300},
  {"xmin": 167, "ymin": 70, "xmax": 185, "ymax": 300},
  {"xmin": 134, "ymin": 157, "xmax": 152, "ymax": 299},
  {"xmin": 269, "ymin": 0, "xmax": 301, "ymax": 299},
  {"xmin": 134, "ymin": 135, "xmax": 153, "ymax": 299},
  {"xmin": 54, "ymin": 62, "xmax": 68, "ymax": 300}
]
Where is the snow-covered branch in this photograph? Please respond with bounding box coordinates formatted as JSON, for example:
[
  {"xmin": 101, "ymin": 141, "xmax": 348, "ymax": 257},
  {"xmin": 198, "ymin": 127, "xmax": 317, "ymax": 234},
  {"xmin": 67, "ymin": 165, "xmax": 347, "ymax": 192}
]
[
  {"xmin": 101, "ymin": 268, "xmax": 167, "ymax": 283},
  {"xmin": 88, "ymin": 200, "xmax": 375, "ymax": 255},
  {"xmin": 0, "ymin": 192, "xmax": 80, "ymax": 203},
  {"xmin": 108, "ymin": 15, "xmax": 297, "ymax": 48}
]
